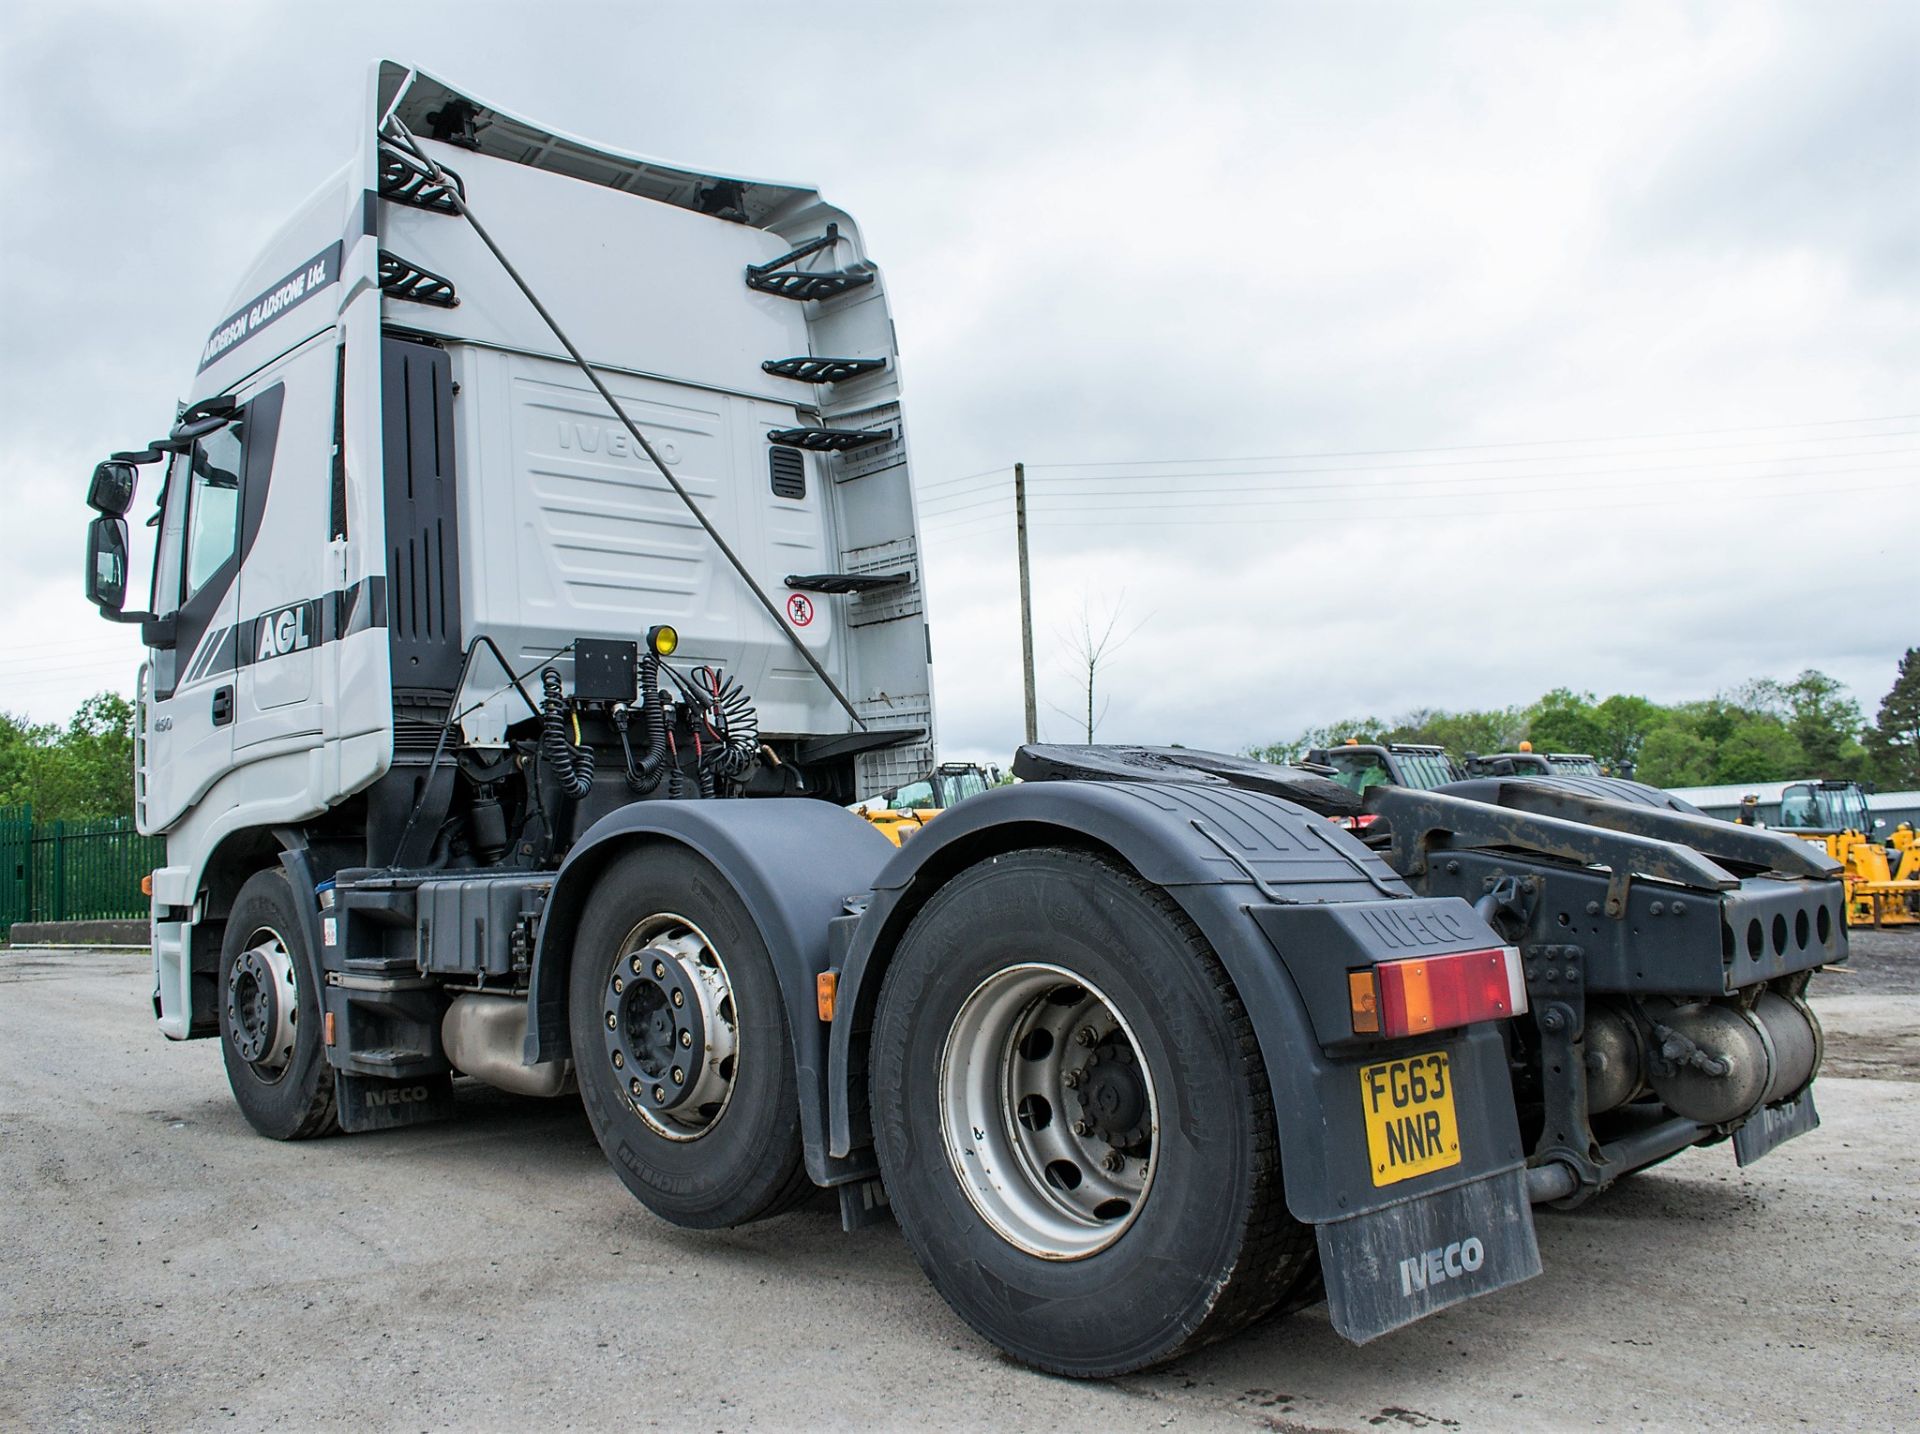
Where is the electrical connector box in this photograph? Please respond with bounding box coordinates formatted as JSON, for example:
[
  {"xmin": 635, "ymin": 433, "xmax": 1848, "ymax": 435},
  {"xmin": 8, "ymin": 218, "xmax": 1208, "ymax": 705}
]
[{"xmin": 573, "ymin": 638, "xmax": 638, "ymax": 703}]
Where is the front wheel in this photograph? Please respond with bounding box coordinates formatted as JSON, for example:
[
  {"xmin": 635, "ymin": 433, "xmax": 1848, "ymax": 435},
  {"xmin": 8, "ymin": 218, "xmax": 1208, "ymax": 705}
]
[
  {"xmin": 870, "ymin": 847, "xmax": 1314, "ymax": 1377},
  {"xmin": 218, "ymin": 869, "xmax": 338, "ymax": 1140}
]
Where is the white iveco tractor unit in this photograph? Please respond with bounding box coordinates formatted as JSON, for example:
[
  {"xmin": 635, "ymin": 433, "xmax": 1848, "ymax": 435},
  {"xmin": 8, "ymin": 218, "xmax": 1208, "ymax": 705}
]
[{"xmin": 83, "ymin": 63, "xmax": 1844, "ymax": 1376}]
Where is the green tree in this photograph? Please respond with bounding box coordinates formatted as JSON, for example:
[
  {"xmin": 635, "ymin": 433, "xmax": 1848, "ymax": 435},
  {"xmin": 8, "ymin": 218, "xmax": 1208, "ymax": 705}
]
[
  {"xmin": 1782, "ymin": 669, "xmax": 1868, "ymax": 778},
  {"xmin": 1526, "ymin": 688, "xmax": 1606, "ymax": 757},
  {"xmin": 1868, "ymin": 648, "xmax": 1920, "ymax": 789},
  {"xmin": 1712, "ymin": 717, "xmax": 1803, "ymax": 783},
  {"xmin": 1249, "ymin": 719, "xmax": 1387, "ymax": 766},
  {"xmin": 1592, "ymin": 693, "xmax": 1664, "ymax": 773},
  {"xmin": 1636, "ymin": 723, "xmax": 1717, "ymax": 787},
  {"xmin": 0, "ymin": 692, "xmax": 136, "ymax": 822}
]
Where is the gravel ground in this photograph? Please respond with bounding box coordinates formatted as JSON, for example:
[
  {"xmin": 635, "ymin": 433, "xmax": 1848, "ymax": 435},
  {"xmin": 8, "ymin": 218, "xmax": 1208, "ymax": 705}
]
[{"xmin": 2, "ymin": 939, "xmax": 1916, "ymax": 1433}]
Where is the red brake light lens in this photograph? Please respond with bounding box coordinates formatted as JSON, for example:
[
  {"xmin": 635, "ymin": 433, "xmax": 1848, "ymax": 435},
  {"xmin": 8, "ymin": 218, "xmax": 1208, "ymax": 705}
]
[{"xmin": 1352, "ymin": 946, "xmax": 1526, "ymax": 1039}]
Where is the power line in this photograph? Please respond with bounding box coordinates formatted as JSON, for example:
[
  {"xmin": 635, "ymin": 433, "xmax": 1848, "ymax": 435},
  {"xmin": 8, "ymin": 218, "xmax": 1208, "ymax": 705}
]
[
  {"xmin": 1017, "ymin": 431, "xmax": 1920, "ymax": 486},
  {"xmin": 1011, "ymin": 458, "xmax": 1919, "ymax": 512},
  {"xmin": 922, "ymin": 474, "xmax": 1917, "ymax": 534},
  {"xmin": 917, "ymin": 450, "xmax": 1919, "ymax": 519},
  {"xmin": 956, "ymin": 476, "xmax": 1920, "ymax": 533},
  {"xmin": 1020, "ymin": 412, "xmax": 1920, "ymax": 472}
]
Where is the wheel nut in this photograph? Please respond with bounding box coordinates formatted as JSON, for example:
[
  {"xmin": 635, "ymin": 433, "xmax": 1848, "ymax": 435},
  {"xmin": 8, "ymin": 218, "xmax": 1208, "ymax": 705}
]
[
  {"xmin": 612, "ymin": 1051, "xmax": 624, "ymax": 1068},
  {"xmin": 605, "ymin": 1012, "xmax": 617, "ymax": 1029},
  {"xmin": 612, "ymin": 977, "xmax": 623, "ymax": 993},
  {"xmin": 629, "ymin": 1078, "xmax": 642, "ymax": 1097},
  {"xmin": 671, "ymin": 1066, "xmax": 685, "ymax": 1084},
  {"xmin": 631, "ymin": 956, "xmax": 644, "ymax": 974},
  {"xmin": 1062, "ymin": 1068, "xmax": 1083, "ymax": 1088},
  {"xmin": 653, "ymin": 1085, "xmax": 665, "ymax": 1103},
  {"xmin": 1075, "ymin": 1026, "xmax": 1097, "ymax": 1047},
  {"xmin": 1073, "ymin": 1120, "xmax": 1092, "ymax": 1137},
  {"xmin": 653, "ymin": 959, "xmax": 667, "ymax": 979},
  {"xmin": 671, "ymin": 989, "xmax": 684, "ymax": 1008},
  {"xmin": 679, "ymin": 1030, "xmax": 692, "ymax": 1048},
  {"xmin": 1101, "ymin": 1150, "xmax": 1123, "ymax": 1173}
]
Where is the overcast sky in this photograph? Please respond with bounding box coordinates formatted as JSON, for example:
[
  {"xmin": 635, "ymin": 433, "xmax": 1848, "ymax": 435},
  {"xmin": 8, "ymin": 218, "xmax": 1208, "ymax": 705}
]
[{"xmin": 2, "ymin": 1, "xmax": 1914, "ymax": 765}]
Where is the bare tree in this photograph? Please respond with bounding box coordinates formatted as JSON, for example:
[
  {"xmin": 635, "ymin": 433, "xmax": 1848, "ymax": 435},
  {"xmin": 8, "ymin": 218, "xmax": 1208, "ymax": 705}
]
[{"xmin": 1046, "ymin": 591, "xmax": 1147, "ymax": 743}]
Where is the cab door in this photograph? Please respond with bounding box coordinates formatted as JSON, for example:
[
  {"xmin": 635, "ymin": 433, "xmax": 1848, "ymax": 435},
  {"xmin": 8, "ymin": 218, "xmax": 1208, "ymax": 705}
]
[
  {"xmin": 233, "ymin": 335, "xmax": 336, "ymax": 762},
  {"xmin": 139, "ymin": 388, "xmax": 286, "ymax": 831}
]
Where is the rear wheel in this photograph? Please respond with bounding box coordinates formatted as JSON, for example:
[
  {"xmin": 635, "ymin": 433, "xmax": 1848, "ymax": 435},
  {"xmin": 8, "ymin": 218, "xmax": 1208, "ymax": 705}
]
[
  {"xmin": 218, "ymin": 869, "xmax": 337, "ymax": 1140},
  {"xmin": 569, "ymin": 845, "xmax": 809, "ymax": 1228},
  {"xmin": 870, "ymin": 847, "xmax": 1314, "ymax": 1376}
]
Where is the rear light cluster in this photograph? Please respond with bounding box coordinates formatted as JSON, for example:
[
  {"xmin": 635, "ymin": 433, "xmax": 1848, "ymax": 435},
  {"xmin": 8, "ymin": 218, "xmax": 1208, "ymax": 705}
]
[{"xmin": 1348, "ymin": 946, "xmax": 1526, "ymax": 1039}]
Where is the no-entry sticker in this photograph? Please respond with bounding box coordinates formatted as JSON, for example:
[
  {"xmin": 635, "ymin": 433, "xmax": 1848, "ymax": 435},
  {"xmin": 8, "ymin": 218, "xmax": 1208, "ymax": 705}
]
[{"xmin": 786, "ymin": 593, "xmax": 815, "ymax": 627}]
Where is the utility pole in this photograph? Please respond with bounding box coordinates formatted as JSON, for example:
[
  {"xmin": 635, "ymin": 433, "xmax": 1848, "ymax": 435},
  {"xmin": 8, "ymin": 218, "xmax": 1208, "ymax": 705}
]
[{"xmin": 1015, "ymin": 462, "xmax": 1038, "ymax": 745}]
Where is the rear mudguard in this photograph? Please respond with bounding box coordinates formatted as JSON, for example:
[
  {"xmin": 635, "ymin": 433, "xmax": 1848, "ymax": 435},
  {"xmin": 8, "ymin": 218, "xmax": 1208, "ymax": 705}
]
[
  {"xmin": 524, "ymin": 797, "xmax": 895, "ymax": 1184},
  {"xmin": 825, "ymin": 780, "xmax": 1540, "ymax": 1341}
]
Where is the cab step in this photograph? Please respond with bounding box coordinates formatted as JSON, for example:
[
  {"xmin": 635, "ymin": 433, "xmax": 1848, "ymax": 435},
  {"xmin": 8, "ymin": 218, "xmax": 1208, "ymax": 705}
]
[
  {"xmin": 785, "ymin": 572, "xmax": 910, "ymax": 595},
  {"xmin": 768, "ymin": 426, "xmax": 891, "ymax": 453},
  {"xmin": 745, "ymin": 224, "xmax": 875, "ymax": 302},
  {"xmin": 761, "ymin": 356, "xmax": 888, "ymax": 384}
]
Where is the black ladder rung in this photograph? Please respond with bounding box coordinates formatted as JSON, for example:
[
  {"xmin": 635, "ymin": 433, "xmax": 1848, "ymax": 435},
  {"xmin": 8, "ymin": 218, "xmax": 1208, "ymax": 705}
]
[
  {"xmin": 745, "ymin": 223, "xmax": 875, "ymax": 302},
  {"xmin": 784, "ymin": 572, "xmax": 911, "ymax": 595},
  {"xmin": 747, "ymin": 270, "xmax": 874, "ymax": 302},
  {"xmin": 768, "ymin": 426, "xmax": 891, "ymax": 453},
  {"xmin": 377, "ymin": 143, "xmax": 465, "ymax": 213},
  {"xmin": 762, "ymin": 356, "xmax": 888, "ymax": 384},
  {"xmin": 378, "ymin": 250, "xmax": 458, "ymax": 308}
]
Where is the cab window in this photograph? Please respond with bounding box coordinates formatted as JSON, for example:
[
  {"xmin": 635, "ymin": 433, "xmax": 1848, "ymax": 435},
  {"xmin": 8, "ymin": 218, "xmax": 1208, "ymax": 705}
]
[
  {"xmin": 938, "ymin": 769, "xmax": 989, "ymax": 805},
  {"xmin": 1778, "ymin": 787, "xmax": 1817, "ymax": 828},
  {"xmin": 184, "ymin": 423, "xmax": 244, "ymax": 596},
  {"xmin": 1322, "ymin": 751, "xmax": 1392, "ymax": 795},
  {"xmin": 890, "ymin": 780, "xmax": 935, "ymax": 810}
]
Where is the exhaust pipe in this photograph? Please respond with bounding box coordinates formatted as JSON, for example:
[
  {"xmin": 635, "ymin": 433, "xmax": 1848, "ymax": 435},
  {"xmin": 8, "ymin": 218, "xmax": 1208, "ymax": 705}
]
[{"xmin": 443, "ymin": 994, "xmax": 574, "ymax": 1098}]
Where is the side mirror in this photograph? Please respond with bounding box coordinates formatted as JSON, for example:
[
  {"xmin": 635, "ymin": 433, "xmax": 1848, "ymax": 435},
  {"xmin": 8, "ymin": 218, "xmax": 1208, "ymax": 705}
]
[
  {"xmin": 85, "ymin": 515, "xmax": 130, "ymax": 613},
  {"xmin": 88, "ymin": 460, "xmax": 138, "ymax": 516}
]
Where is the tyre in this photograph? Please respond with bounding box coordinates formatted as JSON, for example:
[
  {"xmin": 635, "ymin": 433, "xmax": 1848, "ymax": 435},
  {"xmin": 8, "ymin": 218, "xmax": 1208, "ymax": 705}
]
[
  {"xmin": 569, "ymin": 844, "xmax": 809, "ymax": 1228},
  {"xmin": 870, "ymin": 846, "xmax": 1314, "ymax": 1377},
  {"xmin": 218, "ymin": 869, "xmax": 338, "ymax": 1140}
]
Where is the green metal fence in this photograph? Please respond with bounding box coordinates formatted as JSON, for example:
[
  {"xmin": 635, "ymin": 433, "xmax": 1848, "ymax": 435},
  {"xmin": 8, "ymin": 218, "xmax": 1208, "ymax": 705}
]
[{"xmin": 0, "ymin": 805, "xmax": 162, "ymax": 938}]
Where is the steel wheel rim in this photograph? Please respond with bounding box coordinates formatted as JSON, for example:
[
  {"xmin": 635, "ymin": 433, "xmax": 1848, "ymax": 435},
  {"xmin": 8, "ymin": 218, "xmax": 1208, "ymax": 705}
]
[
  {"xmin": 603, "ymin": 913, "xmax": 740, "ymax": 1142},
  {"xmin": 227, "ymin": 926, "xmax": 299, "ymax": 1081},
  {"xmin": 939, "ymin": 962, "xmax": 1158, "ymax": 1260}
]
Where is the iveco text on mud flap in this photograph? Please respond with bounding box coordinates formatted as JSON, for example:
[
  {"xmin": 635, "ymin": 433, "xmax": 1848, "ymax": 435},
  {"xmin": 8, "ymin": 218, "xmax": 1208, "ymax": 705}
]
[{"xmin": 81, "ymin": 63, "xmax": 1844, "ymax": 1378}]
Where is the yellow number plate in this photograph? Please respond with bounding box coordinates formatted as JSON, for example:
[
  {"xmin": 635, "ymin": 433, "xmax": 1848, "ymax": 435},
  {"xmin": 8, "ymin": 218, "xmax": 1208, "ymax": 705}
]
[{"xmin": 1360, "ymin": 1051, "xmax": 1461, "ymax": 1187}]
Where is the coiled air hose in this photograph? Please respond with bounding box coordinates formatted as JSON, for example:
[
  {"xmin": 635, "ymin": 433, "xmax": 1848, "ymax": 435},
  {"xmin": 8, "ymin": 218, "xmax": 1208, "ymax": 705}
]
[
  {"xmin": 692, "ymin": 665, "xmax": 760, "ymax": 788},
  {"xmin": 611, "ymin": 655, "xmax": 672, "ymax": 794},
  {"xmin": 539, "ymin": 667, "xmax": 596, "ymax": 799}
]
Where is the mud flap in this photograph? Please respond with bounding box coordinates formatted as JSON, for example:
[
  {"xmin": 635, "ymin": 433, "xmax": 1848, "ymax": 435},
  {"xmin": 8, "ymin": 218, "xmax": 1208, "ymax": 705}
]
[
  {"xmin": 1734, "ymin": 1088, "xmax": 1819, "ymax": 1167},
  {"xmin": 1317, "ymin": 1166, "xmax": 1540, "ymax": 1344},
  {"xmin": 335, "ymin": 1071, "xmax": 455, "ymax": 1133}
]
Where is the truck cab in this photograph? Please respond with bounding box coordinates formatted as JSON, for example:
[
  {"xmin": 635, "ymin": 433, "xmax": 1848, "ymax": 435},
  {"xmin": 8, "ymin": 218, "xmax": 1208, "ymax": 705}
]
[
  {"xmin": 81, "ymin": 61, "xmax": 935, "ymax": 1041},
  {"xmin": 1304, "ymin": 741, "xmax": 1458, "ymax": 794},
  {"xmin": 1777, "ymin": 780, "xmax": 1875, "ymax": 836}
]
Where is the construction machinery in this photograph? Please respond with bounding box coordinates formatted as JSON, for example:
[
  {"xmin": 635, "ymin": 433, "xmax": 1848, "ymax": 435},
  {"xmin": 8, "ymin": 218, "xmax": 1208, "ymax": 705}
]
[
  {"xmin": 1303, "ymin": 741, "xmax": 1458, "ymax": 794},
  {"xmin": 856, "ymin": 761, "xmax": 999, "ymax": 844},
  {"xmin": 1775, "ymin": 780, "xmax": 1918, "ymax": 926},
  {"xmin": 1464, "ymin": 746, "xmax": 1607, "ymax": 778},
  {"xmin": 79, "ymin": 62, "xmax": 1845, "ymax": 1378}
]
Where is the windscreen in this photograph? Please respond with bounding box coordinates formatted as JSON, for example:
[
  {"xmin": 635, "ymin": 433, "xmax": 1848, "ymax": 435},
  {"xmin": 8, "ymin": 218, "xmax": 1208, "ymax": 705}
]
[
  {"xmin": 936, "ymin": 768, "xmax": 990, "ymax": 806},
  {"xmin": 1548, "ymin": 756, "xmax": 1605, "ymax": 776},
  {"xmin": 1320, "ymin": 750, "xmax": 1395, "ymax": 794},
  {"xmin": 1779, "ymin": 785, "xmax": 1822, "ymax": 828},
  {"xmin": 1393, "ymin": 751, "xmax": 1456, "ymax": 790}
]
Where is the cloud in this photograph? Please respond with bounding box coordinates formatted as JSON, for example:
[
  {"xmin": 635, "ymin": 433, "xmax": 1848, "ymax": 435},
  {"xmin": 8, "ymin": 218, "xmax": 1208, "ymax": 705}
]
[{"xmin": 1, "ymin": 1, "xmax": 1912, "ymax": 769}]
